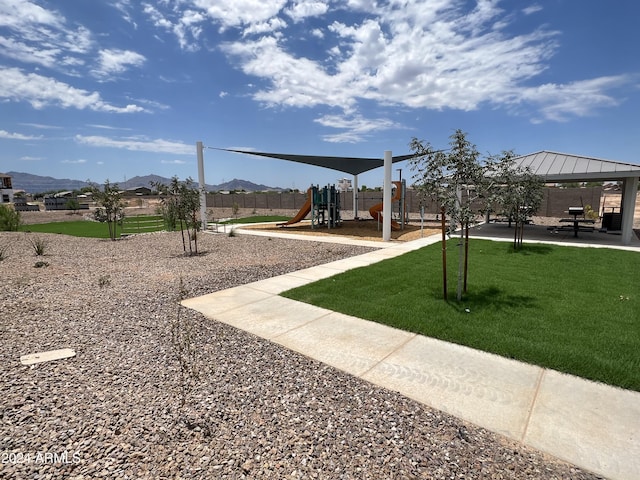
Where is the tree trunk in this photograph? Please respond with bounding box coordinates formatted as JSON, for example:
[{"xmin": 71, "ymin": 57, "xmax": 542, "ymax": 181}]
[
  {"xmin": 463, "ymin": 222, "xmax": 469, "ymax": 293},
  {"xmin": 457, "ymin": 225, "xmax": 464, "ymax": 302},
  {"xmin": 440, "ymin": 206, "xmax": 447, "ymax": 301}
]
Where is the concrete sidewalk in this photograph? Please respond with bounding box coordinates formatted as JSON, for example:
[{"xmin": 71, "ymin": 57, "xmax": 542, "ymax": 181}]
[{"xmin": 183, "ymin": 232, "xmax": 640, "ymax": 480}]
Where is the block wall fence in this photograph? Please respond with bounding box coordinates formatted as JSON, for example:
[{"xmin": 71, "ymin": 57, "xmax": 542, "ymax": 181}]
[{"xmin": 206, "ymin": 186, "xmax": 605, "ymax": 218}]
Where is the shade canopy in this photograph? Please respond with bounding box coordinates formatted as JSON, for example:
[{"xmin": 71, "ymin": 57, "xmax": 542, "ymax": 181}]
[{"xmin": 216, "ymin": 148, "xmax": 415, "ymax": 176}]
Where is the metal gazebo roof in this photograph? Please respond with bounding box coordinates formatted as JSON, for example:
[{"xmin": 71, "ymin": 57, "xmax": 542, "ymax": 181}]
[
  {"xmin": 216, "ymin": 148, "xmax": 416, "ymax": 176},
  {"xmin": 514, "ymin": 151, "xmax": 640, "ymax": 182}
]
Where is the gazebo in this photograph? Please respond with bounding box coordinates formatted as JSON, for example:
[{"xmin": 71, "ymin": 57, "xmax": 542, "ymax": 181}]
[{"xmin": 514, "ymin": 151, "xmax": 640, "ymax": 245}]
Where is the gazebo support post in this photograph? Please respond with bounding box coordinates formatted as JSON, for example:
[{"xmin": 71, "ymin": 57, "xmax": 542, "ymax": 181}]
[{"xmin": 621, "ymin": 176, "xmax": 639, "ymax": 245}]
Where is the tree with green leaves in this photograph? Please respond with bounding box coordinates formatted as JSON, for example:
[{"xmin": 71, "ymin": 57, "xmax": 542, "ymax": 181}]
[
  {"xmin": 410, "ymin": 129, "xmax": 488, "ymax": 301},
  {"xmin": 65, "ymin": 198, "xmax": 81, "ymax": 214},
  {"xmin": 485, "ymin": 152, "xmax": 544, "ymax": 249},
  {"xmin": 0, "ymin": 204, "xmax": 21, "ymax": 231},
  {"xmin": 90, "ymin": 180, "xmax": 125, "ymax": 241},
  {"xmin": 153, "ymin": 177, "xmax": 201, "ymax": 256}
]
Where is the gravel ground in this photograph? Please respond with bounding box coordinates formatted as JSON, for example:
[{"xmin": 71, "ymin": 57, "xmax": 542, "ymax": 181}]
[{"xmin": 0, "ymin": 230, "xmax": 602, "ymax": 479}]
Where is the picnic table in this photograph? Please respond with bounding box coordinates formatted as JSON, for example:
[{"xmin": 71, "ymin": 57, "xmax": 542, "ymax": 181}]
[
  {"xmin": 555, "ymin": 207, "xmax": 595, "ymax": 238},
  {"xmin": 559, "ymin": 217, "xmax": 595, "ymax": 238}
]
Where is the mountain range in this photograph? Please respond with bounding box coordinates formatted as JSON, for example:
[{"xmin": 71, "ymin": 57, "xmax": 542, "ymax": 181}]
[{"xmin": 5, "ymin": 172, "xmax": 283, "ymax": 194}]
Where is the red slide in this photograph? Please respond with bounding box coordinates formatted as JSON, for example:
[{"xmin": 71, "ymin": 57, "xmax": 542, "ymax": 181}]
[
  {"xmin": 369, "ymin": 181, "xmax": 402, "ymax": 230},
  {"xmin": 278, "ymin": 188, "xmax": 312, "ymax": 226}
]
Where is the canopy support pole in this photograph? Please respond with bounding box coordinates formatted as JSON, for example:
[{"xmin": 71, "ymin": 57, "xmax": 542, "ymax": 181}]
[
  {"xmin": 383, "ymin": 151, "xmax": 392, "ymax": 241},
  {"xmin": 197, "ymin": 141, "xmax": 207, "ymax": 231},
  {"xmin": 353, "ymin": 174, "xmax": 358, "ymax": 219}
]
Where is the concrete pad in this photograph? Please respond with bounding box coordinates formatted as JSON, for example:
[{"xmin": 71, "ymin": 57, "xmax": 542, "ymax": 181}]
[
  {"xmin": 524, "ymin": 370, "xmax": 640, "ymax": 480},
  {"xmin": 273, "ymin": 312, "xmax": 416, "ymax": 377},
  {"xmin": 180, "ymin": 285, "xmax": 272, "ymax": 317},
  {"xmin": 20, "ymin": 348, "xmax": 76, "ymax": 365},
  {"xmin": 320, "ymin": 256, "xmax": 380, "ymax": 271},
  {"xmin": 362, "ymin": 335, "xmax": 542, "ymax": 439},
  {"xmin": 286, "ymin": 265, "xmax": 346, "ymax": 281},
  {"xmin": 246, "ymin": 274, "xmax": 315, "ymax": 295},
  {"xmin": 214, "ymin": 296, "xmax": 330, "ymax": 340}
]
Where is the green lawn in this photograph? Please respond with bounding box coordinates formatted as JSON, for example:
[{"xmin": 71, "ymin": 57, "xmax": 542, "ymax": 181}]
[
  {"xmin": 219, "ymin": 215, "xmax": 291, "ymax": 224},
  {"xmin": 20, "ymin": 215, "xmax": 167, "ymax": 238},
  {"xmin": 20, "ymin": 220, "xmax": 116, "ymax": 238},
  {"xmin": 281, "ymin": 239, "xmax": 640, "ymax": 391}
]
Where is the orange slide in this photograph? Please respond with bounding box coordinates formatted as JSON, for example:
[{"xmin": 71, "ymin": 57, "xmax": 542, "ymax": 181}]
[
  {"xmin": 278, "ymin": 188, "xmax": 312, "ymax": 226},
  {"xmin": 369, "ymin": 181, "xmax": 402, "ymax": 230}
]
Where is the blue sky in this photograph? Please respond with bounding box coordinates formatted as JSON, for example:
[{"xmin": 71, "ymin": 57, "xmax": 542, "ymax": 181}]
[{"xmin": 1, "ymin": 0, "xmax": 639, "ymax": 190}]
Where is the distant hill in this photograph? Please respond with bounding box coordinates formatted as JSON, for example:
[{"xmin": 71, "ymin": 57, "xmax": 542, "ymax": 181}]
[
  {"xmin": 7, "ymin": 171, "xmax": 90, "ymax": 193},
  {"xmin": 5, "ymin": 172, "xmax": 283, "ymax": 194},
  {"xmin": 215, "ymin": 178, "xmax": 280, "ymax": 192}
]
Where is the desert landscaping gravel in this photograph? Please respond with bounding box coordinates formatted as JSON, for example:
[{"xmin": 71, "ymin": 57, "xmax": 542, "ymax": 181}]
[{"xmin": 0, "ymin": 229, "xmax": 602, "ymax": 479}]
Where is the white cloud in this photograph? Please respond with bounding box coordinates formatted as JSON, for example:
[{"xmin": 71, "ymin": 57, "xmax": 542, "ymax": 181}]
[
  {"xmin": 514, "ymin": 76, "xmax": 629, "ymax": 122},
  {"xmin": 161, "ymin": 159, "xmax": 188, "ymax": 165},
  {"xmin": 0, "ymin": 0, "xmax": 63, "ymax": 29},
  {"xmin": 0, "ymin": 129, "xmax": 42, "ymax": 140},
  {"xmin": 314, "ymin": 114, "xmax": 402, "ymax": 143},
  {"xmin": 0, "ymin": 67, "xmax": 145, "ymax": 113},
  {"xmin": 92, "ymin": 49, "xmax": 146, "ymax": 79},
  {"xmin": 192, "ymin": 0, "xmax": 287, "ymax": 28},
  {"xmin": 111, "ymin": 0, "xmax": 137, "ymax": 27},
  {"xmin": 86, "ymin": 124, "xmax": 133, "ymax": 131},
  {"xmin": 220, "ymin": 0, "xmax": 633, "ymax": 129},
  {"xmin": 20, "ymin": 156, "xmax": 44, "ymax": 161},
  {"xmin": 242, "ymin": 17, "xmax": 287, "ymax": 37},
  {"xmin": 19, "ymin": 123, "xmax": 62, "ymax": 129},
  {"xmin": 222, "ymin": 35, "xmax": 356, "ymax": 110},
  {"xmin": 523, "ymin": 4, "xmax": 543, "ymax": 15},
  {"xmin": 0, "ymin": 0, "xmax": 92, "ymax": 71},
  {"xmin": 285, "ymin": 1, "xmax": 329, "ymax": 22},
  {"xmin": 75, "ymin": 135, "xmax": 193, "ymax": 155},
  {"xmin": 62, "ymin": 159, "xmax": 87, "ymax": 164}
]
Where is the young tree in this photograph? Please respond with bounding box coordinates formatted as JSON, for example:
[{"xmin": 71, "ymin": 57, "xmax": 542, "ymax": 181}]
[
  {"xmin": 486, "ymin": 153, "xmax": 544, "ymax": 249},
  {"xmin": 65, "ymin": 198, "xmax": 81, "ymax": 214},
  {"xmin": 153, "ymin": 177, "xmax": 201, "ymax": 255},
  {"xmin": 410, "ymin": 130, "xmax": 487, "ymax": 301},
  {"xmin": 90, "ymin": 180, "xmax": 125, "ymax": 241},
  {"xmin": 0, "ymin": 204, "xmax": 21, "ymax": 231}
]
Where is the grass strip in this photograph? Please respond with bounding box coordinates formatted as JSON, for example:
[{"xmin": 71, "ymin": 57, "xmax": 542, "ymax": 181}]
[
  {"xmin": 20, "ymin": 220, "xmax": 115, "ymax": 238},
  {"xmin": 281, "ymin": 239, "xmax": 640, "ymax": 391}
]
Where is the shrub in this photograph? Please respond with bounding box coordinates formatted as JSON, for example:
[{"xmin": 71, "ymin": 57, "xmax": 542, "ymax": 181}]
[
  {"xmin": 29, "ymin": 235, "xmax": 48, "ymax": 256},
  {"xmin": 0, "ymin": 204, "xmax": 21, "ymax": 231}
]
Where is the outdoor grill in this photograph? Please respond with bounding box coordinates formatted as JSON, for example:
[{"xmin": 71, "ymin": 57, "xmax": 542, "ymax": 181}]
[{"xmin": 568, "ymin": 206, "xmax": 584, "ymax": 217}]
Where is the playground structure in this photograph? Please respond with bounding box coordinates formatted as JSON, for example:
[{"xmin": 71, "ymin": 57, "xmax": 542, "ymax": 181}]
[
  {"xmin": 279, "ymin": 184, "xmax": 341, "ymax": 229},
  {"xmin": 369, "ymin": 180, "xmax": 406, "ymax": 230},
  {"xmin": 279, "ymin": 181, "xmax": 408, "ymax": 231}
]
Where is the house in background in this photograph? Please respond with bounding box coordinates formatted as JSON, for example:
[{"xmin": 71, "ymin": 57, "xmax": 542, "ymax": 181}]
[
  {"xmin": 1, "ymin": 173, "xmax": 14, "ymax": 203},
  {"xmin": 124, "ymin": 186, "xmax": 153, "ymax": 196}
]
